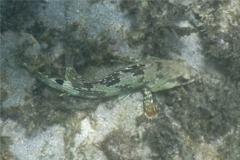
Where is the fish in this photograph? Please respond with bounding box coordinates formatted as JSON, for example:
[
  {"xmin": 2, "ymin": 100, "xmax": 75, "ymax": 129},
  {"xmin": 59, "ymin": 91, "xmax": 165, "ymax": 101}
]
[{"xmin": 24, "ymin": 58, "xmax": 198, "ymax": 118}]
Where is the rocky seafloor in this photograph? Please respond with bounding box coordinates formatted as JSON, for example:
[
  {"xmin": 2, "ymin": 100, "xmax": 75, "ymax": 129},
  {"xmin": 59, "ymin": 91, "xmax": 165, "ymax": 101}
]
[{"xmin": 1, "ymin": 0, "xmax": 240, "ymax": 159}]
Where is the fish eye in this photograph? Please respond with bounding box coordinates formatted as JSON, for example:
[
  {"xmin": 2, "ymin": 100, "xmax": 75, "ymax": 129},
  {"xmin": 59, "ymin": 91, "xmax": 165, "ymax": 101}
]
[
  {"xmin": 176, "ymin": 76, "xmax": 189, "ymax": 84},
  {"xmin": 55, "ymin": 79, "xmax": 64, "ymax": 85}
]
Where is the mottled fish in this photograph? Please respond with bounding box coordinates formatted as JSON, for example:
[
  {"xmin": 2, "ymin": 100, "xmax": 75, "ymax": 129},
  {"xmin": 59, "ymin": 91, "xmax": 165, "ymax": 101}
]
[{"xmin": 25, "ymin": 58, "xmax": 198, "ymax": 118}]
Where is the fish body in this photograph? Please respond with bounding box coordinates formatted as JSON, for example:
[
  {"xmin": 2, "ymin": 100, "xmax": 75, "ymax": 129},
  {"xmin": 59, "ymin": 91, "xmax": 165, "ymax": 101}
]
[
  {"xmin": 33, "ymin": 59, "xmax": 197, "ymax": 98},
  {"xmin": 27, "ymin": 58, "xmax": 198, "ymax": 118}
]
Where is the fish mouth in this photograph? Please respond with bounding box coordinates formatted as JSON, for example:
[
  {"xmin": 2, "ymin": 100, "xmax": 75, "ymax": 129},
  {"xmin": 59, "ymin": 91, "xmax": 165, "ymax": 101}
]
[
  {"xmin": 178, "ymin": 66, "xmax": 199, "ymax": 85},
  {"xmin": 188, "ymin": 66, "xmax": 199, "ymax": 82}
]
